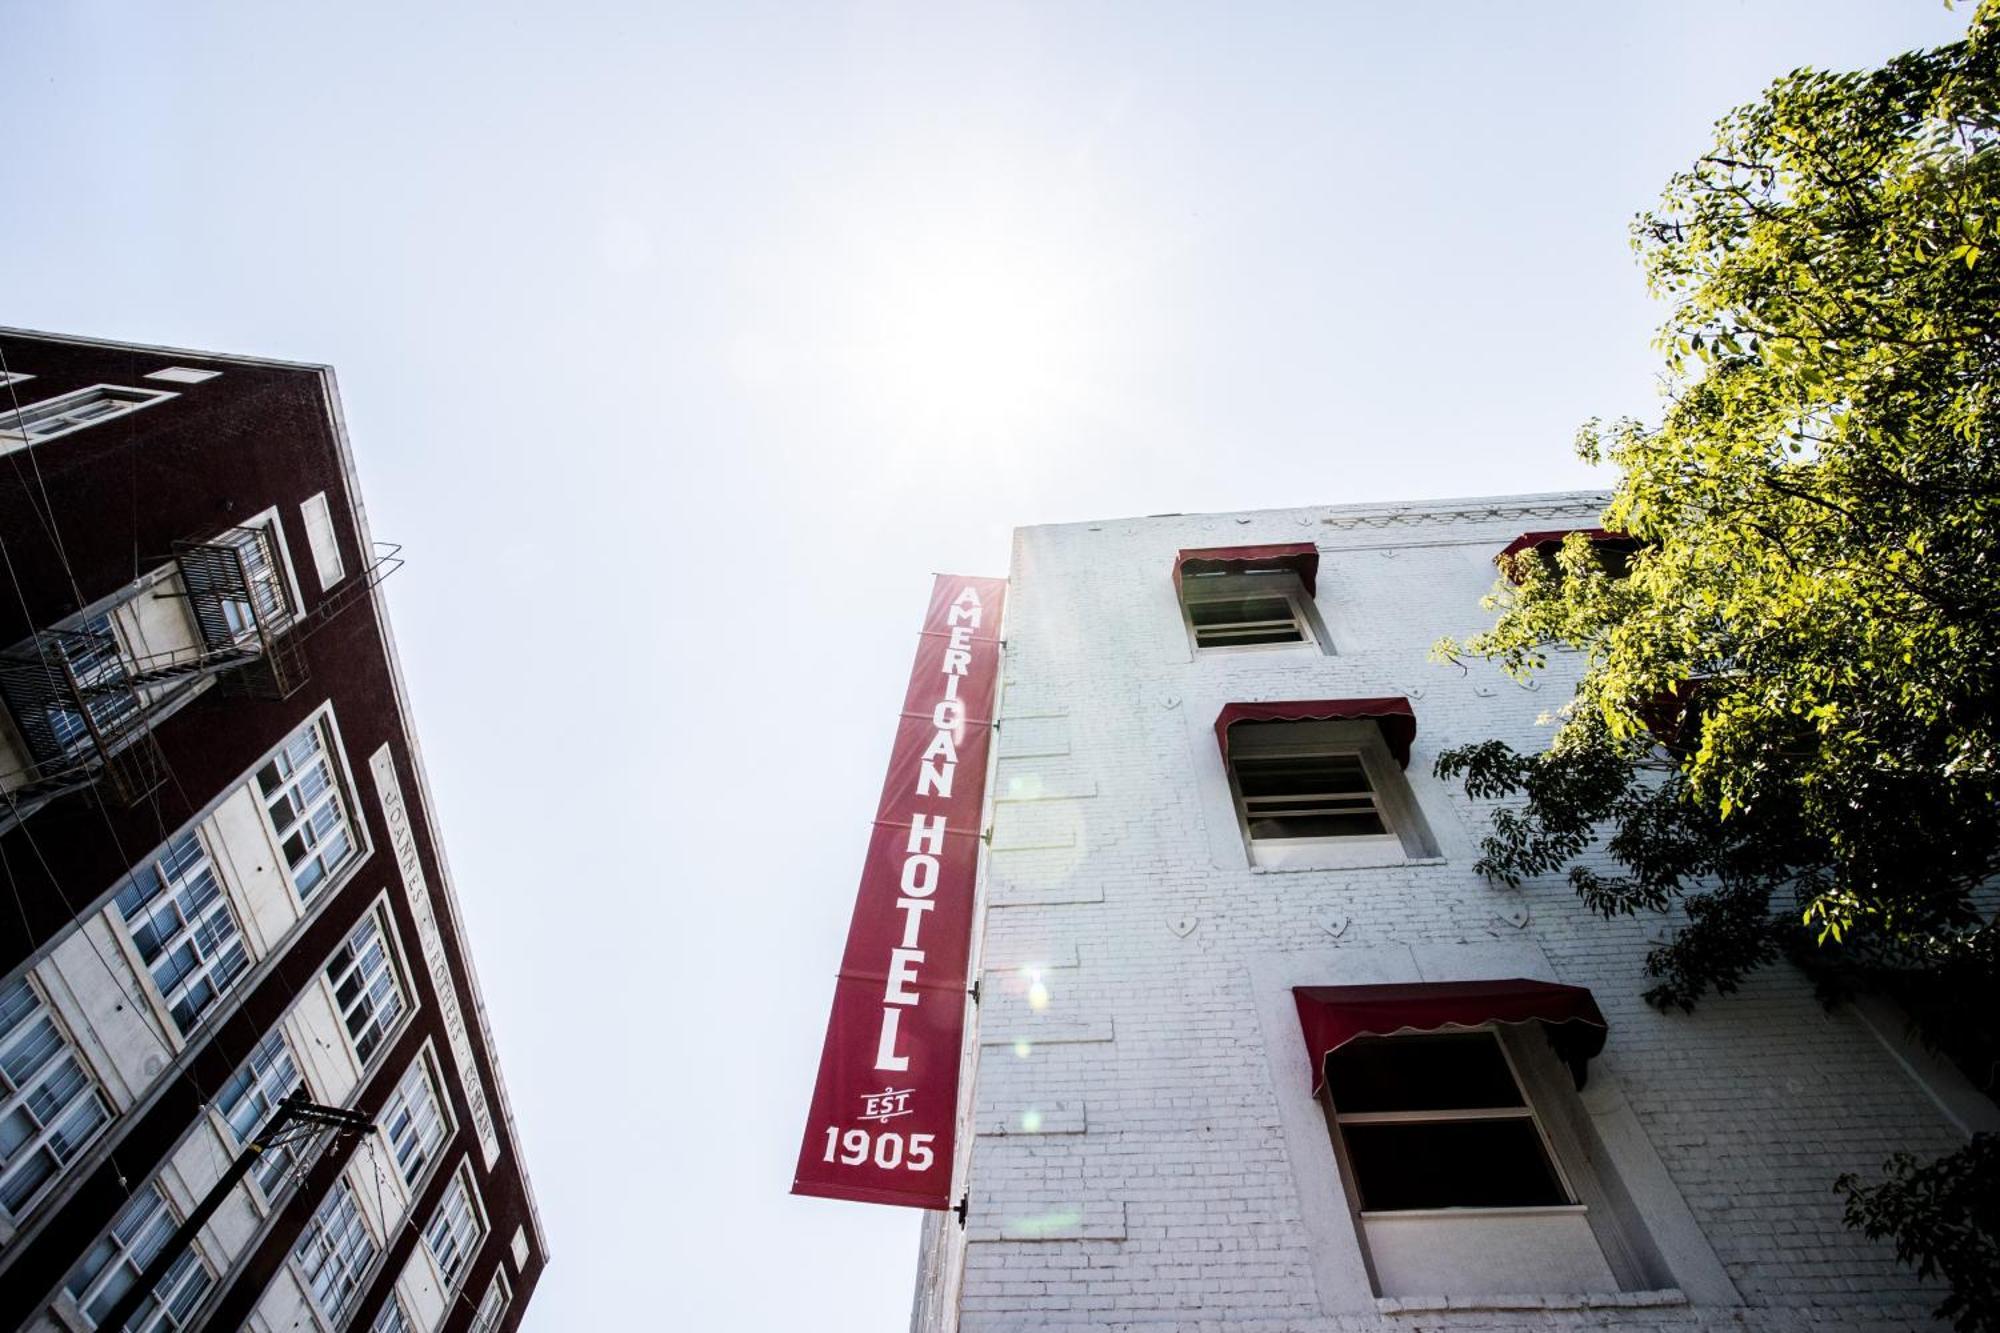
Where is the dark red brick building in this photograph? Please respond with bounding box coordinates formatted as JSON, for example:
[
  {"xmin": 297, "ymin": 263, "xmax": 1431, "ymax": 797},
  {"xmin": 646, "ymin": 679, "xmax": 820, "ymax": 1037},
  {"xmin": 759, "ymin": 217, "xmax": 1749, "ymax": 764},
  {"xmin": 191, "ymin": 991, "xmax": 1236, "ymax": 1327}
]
[{"xmin": 0, "ymin": 329, "xmax": 544, "ymax": 1332}]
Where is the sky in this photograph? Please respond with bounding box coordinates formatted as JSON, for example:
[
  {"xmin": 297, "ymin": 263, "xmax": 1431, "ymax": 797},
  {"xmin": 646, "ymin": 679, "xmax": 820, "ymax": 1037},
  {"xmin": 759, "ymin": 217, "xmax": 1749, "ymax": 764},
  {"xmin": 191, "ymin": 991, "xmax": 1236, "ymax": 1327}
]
[{"xmin": 1, "ymin": 3, "xmax": 1975, "ymax": 1328}]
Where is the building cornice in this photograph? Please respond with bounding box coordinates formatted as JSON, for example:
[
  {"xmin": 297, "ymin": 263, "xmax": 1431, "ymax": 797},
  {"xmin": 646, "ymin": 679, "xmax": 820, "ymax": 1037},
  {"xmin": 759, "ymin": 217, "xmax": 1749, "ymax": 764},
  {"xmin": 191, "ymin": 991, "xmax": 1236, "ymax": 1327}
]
[
  {"xmin": 1315, "ymin": 493, "xmax": 1610, "ymax": 531},
  {"xmin": 1024, "ymin": 491, "xmax": 1612, "ymax": 542},
  {"xmin": 0, "ymin": 326, "xmax": 333, "ymax": 374}
]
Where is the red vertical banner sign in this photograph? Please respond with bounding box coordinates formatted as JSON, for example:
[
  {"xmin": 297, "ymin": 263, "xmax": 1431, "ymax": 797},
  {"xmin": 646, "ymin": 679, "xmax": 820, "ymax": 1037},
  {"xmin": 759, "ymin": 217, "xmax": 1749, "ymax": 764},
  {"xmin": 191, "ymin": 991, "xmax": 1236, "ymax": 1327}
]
[{"xmin": 793, "ymin": 574, "xmax": 1008, "ymax": 1209}]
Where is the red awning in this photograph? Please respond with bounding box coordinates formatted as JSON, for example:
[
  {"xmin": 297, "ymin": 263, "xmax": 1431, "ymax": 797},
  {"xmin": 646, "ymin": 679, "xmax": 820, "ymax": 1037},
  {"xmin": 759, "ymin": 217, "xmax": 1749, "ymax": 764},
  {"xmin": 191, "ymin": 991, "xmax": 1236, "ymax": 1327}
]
[
  {"xmin": 1174, "ymin": 542, "xmax": 1320, "ymax": 598},
  {"xmin": 1292, "ymin": 979, "xmax": 1609, "ymax": 1090},
  {"xmin": 1214, "ymin": 697, "xmax": 1416, "ymax": 770},
  {"xmin": 1495, "ymin": 529, "xmax": 1638, "ymax": 583}
]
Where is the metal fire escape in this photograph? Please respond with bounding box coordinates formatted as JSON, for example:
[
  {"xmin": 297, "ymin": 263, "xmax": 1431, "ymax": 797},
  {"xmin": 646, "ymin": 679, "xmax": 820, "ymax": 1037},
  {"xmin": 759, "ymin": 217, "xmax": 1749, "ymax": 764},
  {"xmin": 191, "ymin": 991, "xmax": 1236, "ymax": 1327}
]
[
  {"xmin": 172, "ymin": 525, "xmax": 309, "ymax": 699},
  {"xmin": 0, "ymin": 523, "xmax": 368, "ymax": 831}
]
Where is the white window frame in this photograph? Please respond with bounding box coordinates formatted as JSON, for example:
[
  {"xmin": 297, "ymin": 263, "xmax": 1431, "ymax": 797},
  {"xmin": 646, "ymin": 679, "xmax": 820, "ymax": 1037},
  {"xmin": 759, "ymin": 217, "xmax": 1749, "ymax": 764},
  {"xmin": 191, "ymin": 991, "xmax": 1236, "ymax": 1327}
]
[
  {"xmin": 0, "ymin": 974, "xmax": 112, "ymax": 1230},
  {"xmin": 299, "ymin": 492, "xmax": 346, "ymax": 591},
  {"xmin": 40, "ymin": 610, "xmax": 141, "ymax": 759},
  {"xmin": 112, "ymin": 828, "xmax": 252, "ymax": 1039},
  {"xmin": 216, "ymin": 522, "xmax": 295, "ymax": 640},
  {"xmin": 1321, "ymin": 1026, "xmax": 1579, "ymax": 1218},
  {"xmin": 214, "ymin": 1027, "xmax": 310, "ymax": 1202},
  {"xmin": 1225, "ymin": 720, "xmax": 1433, "ymax": 869},
  {"xmin": 59, "ymin": 1179, "xmax": 217, "ymax": 1332},
  {"xmin": 1180, "ymin": 569, "xmax": 1319, "ymax": 654},
  {"xmin": 0, "ymin": 371, "xmax": 33, "ymax": 388},
  {"xmin": 142, "ymin": 367, "xmax": 221, "ymax": 385},
  {"xmin": 1252, "ymin": 958, "xmax": 1725, "ymax": 1307},
  {"xmin": 470, "ymin": 1268, "xmax": 511, "ymax": 1333},
  {"xmin": 379, "ymin": 1049, "xmax": 451, "ymax": 1191},
  {"xmin": 255, "ymin": 715, "xmax": 358, "ymax": 903},
  {"xmin": 422, "ymin": 1162, "xmax": 488, "ymax": 1296},
  {"xmin": 325, "ymin": 906, "xmax": 409, "ymax": 1068},
  {"xmin": 0, "ymin": 384, "xmax": 175, "ymax": 448},
  {"xmin": 1232, "ymin": 747, "xmax": 1396, "ymax": 849},
  {"xmin": 292, "ymin": 1177, "xmax": 380, "ymax": 1328},
  {"xmin": 204, "ymin": 504, "xmax": 308, "ymax": 645},
  {"xmin": 1311, "ymin": 1019, "xmax": 1676, "ymax": 1299}
]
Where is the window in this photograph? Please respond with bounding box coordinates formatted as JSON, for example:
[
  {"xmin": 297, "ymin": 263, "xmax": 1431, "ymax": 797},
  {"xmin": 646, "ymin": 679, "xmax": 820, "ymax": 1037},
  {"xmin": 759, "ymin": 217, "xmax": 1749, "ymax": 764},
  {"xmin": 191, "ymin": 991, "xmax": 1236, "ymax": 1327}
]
[
  {"xmin": 300, "ymin": 492, "xmax": 346, "ymax": 590},
  {"xmin": 63, "ymin": 1181, "xmax": 216, "ymax": 1331},
  {"xmin": 326, "ymin": 909, "xmax": 405, "ymax": 1065},
  {"xmin": 218, "ymin": 523, "xmax": 291, "ymax": 639},
  {"xmin": 380, "ymin": 1056, "xmax": 448, "ymax": 1189},
  {"xmin": 1223, "ymin": 718, "xmax": 1424, "ymax": 869},
  {"xmin": 1496, "ymin": 528, "xmax": 1640, "ymax": 584},
  {"xmin": 1289, "ymin": 982, "xmax": 1677, "ymax": 1298},
  {"xmin": 369, "ymin": 1293, "xmax": 415, "ymax": 1333},
  {"xmin": 177, "ymin": 520, "xmax": 294, "ymax": 649},
  {"xmin": 214, "ymin": 1029, "xmax": 307, "ymax": 1198},
  {"xmin": 1181, "ymin": 569, "xmax": 1316, "ymax": 650},
  {"xmin": 423, "ymin": 1166, "xmax": 485, "ymax": 1293},
  {"xmin": 294, "ymin": 1179, "xmax": 378, "ymax": 1325},
  {"xmin": 43, "ymin": 613, "xmax": 140, "ymax": 759},
  {"xmin": 0, "ymin": 975, "xmax": 111, "ymax": 1222},
  {"xmin": 470, "ymin": 1270, "xmax": 511, "ymax": 1333},
  {"xmin": 1325, "ymin": 1030, "xmax": 1570, "ymax": 1212},
  {"xmin": 256, "ymin": 719, "xmax": 355, "ymax": 902},
  {"xmin": 1216, "ymin": 706, "xmax": 1435, "ymax": 869},
  {"xmin": 0, "ymin": 385, "xmax": 173, "ymax": 448},
  {"xmin": 142, "ymin": 367, "xmax": 221, "ymax": 385},
  {"xmin": 115, "ymin": 831, "xmax": 250, "ymax": 1036},
  {"xmin": 0, "ymin": 371, "xmax": 32, "ymax": 387},
  {"xmin": 1234, "ymin": 747, "xmax": 1390, "ymax": 843}
]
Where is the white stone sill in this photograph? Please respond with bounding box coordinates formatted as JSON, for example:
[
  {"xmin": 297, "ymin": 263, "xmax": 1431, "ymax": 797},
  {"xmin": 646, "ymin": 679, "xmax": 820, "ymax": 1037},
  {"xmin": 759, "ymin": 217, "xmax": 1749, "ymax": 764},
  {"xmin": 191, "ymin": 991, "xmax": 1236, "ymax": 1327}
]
[
  {"xmin": 1378, "ymin": 1288, "xmax": 1687, "ymax": 1314},
  {"xmin": 1250, "ymin": 855, "xmax": 1448, "ymax": 874},
  {"xmin": 1361, "ymin": 1204, "xmax": 1588, "ymax": 1221}
]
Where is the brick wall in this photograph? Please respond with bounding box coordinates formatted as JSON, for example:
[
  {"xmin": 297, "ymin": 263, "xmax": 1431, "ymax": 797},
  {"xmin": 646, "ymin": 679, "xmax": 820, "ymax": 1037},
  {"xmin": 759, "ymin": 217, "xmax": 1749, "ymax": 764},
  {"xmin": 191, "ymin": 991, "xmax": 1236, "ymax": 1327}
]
[{"xmin": 931, "ymin": 493, "xmax": 1970, "ymax": 1333}]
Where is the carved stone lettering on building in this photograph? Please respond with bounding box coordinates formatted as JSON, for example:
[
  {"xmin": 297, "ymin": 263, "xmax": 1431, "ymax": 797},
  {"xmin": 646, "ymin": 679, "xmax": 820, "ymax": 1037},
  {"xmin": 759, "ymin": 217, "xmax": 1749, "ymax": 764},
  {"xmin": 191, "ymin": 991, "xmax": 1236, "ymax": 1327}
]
[{"xmin": 370, "ymin": 744, "xmax": 502, "ymax": 1168}]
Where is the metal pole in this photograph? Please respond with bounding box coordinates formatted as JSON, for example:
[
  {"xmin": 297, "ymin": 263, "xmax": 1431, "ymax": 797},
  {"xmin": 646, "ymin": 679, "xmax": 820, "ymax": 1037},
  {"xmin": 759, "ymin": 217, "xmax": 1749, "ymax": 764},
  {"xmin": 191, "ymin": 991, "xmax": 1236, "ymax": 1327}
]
[{"xmin": 96, "ymin": 1093, "xmax": 371, "ymax": 1332}]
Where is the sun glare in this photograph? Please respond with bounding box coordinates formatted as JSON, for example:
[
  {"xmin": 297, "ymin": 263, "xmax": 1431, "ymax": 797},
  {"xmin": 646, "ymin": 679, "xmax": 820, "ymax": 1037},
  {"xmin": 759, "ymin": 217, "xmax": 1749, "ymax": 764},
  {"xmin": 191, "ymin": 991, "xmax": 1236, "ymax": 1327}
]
[
  {"xmin": 740, "ymin": 148, "xmax": 1164, "ymax": 454},
  {"xmin": 848, "ymin": 229, "xmax": 1100, "ymax": 432}
]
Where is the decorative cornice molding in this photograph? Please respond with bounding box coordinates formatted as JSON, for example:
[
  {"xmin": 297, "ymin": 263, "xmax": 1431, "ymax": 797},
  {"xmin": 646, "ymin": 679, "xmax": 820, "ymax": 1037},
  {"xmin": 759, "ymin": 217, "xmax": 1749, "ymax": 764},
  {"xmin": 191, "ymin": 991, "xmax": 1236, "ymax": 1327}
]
[{"xmin": 1319, "ymin": 499, "xmax": 1606, "ymax": 531}]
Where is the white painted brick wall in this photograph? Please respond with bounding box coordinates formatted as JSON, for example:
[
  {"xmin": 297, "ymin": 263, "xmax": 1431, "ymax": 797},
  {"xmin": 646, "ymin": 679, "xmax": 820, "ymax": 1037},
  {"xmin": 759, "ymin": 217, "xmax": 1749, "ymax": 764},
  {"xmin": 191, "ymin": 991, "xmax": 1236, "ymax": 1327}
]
[{"xmin": 923, "ymin": 492, "xmax": 1969, "ymax": 1333}]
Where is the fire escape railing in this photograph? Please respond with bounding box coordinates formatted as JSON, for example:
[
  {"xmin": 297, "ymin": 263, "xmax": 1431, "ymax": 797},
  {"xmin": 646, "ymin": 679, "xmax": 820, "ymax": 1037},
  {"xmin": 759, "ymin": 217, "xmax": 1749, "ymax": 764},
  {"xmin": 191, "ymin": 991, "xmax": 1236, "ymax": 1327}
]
[
  {"xmin": 0, "ymin": 525, "xmax": 307, "ymax": 826},
  {"xmin": 0, "ymin": 528, "xmax": 403, "ymax": 832},
  {"xmin": 171, "ymin": 524, "xmax": 308, "ymax": 701},
  {"xmin": 0, "ymin": 623, "xmax": 168, "ymax": 811},
  {"xmin": 296, "ymin": 540, "xmax": 405, "ymax": 641}
]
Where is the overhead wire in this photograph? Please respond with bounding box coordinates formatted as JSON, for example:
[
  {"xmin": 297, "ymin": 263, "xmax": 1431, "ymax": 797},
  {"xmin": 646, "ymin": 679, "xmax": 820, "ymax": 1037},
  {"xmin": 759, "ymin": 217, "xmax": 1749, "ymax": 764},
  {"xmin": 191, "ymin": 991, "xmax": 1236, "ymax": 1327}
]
[
  {"xmin": 0, "ymin": 536, "xmax": 177, "ymax": 1213},
  {"xmin": 0, "ymin": 338, "xmax": 338, "ymax": 1305},
  {"xmin": 0, "ymin": 345, "xmax": 216, "ymax": 1227},
  {"xmin": 0, "ymin": 336, "xmax": 340, "ymax": 1103},
  {"xmin": 0, "ymin": 341, "xmax": 86, "ymax": 609},
  {"xmin": 0, "ymin": 339, "xmax": 257, "ymax": 1079},
  {"xmin": 364, "ymin": 1145, "xmax": 504, "ymax": 1330}
]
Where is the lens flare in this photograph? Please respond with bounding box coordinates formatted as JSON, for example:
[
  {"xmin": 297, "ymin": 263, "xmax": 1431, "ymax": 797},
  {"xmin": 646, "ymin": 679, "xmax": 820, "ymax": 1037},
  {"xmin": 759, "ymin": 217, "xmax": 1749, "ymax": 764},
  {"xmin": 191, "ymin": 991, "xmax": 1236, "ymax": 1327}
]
[{"xmin": 1004, "ymin": 1207, "xmax": 1083, "ymax": 1238}]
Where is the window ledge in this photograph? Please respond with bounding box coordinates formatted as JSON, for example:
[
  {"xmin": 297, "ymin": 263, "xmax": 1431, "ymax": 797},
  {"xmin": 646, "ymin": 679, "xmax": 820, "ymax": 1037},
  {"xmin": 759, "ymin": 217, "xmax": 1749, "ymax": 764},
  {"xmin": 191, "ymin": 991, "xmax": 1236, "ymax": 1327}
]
[
  {"xmin": 51, "ymin": 1296, "xmax": 91, "ymax": 1333},
  {"xmin": 1251, "ymin": 855, "xmax": 1447, "ymax": 874},
  {"xmin": 1378, "ymin": 1288, "xmax": 1687, "ymax": 1314},
  {"xmin": 1192, "ymin": 640, "xmax": 1320, "ymax": 656},
  {"xmin": 1362, "ymin": 1204, "xmax": 1586, "ymax": 1221}
]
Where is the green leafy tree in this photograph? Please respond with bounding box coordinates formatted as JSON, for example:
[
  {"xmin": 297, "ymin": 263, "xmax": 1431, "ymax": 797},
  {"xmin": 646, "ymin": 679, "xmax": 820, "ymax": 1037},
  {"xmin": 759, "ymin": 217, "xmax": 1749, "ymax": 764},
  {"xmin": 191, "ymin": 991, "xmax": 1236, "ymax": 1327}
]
[{"xmin": 1433, "ymin": 5, "xmax": 2000, "ymax": 1325}]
